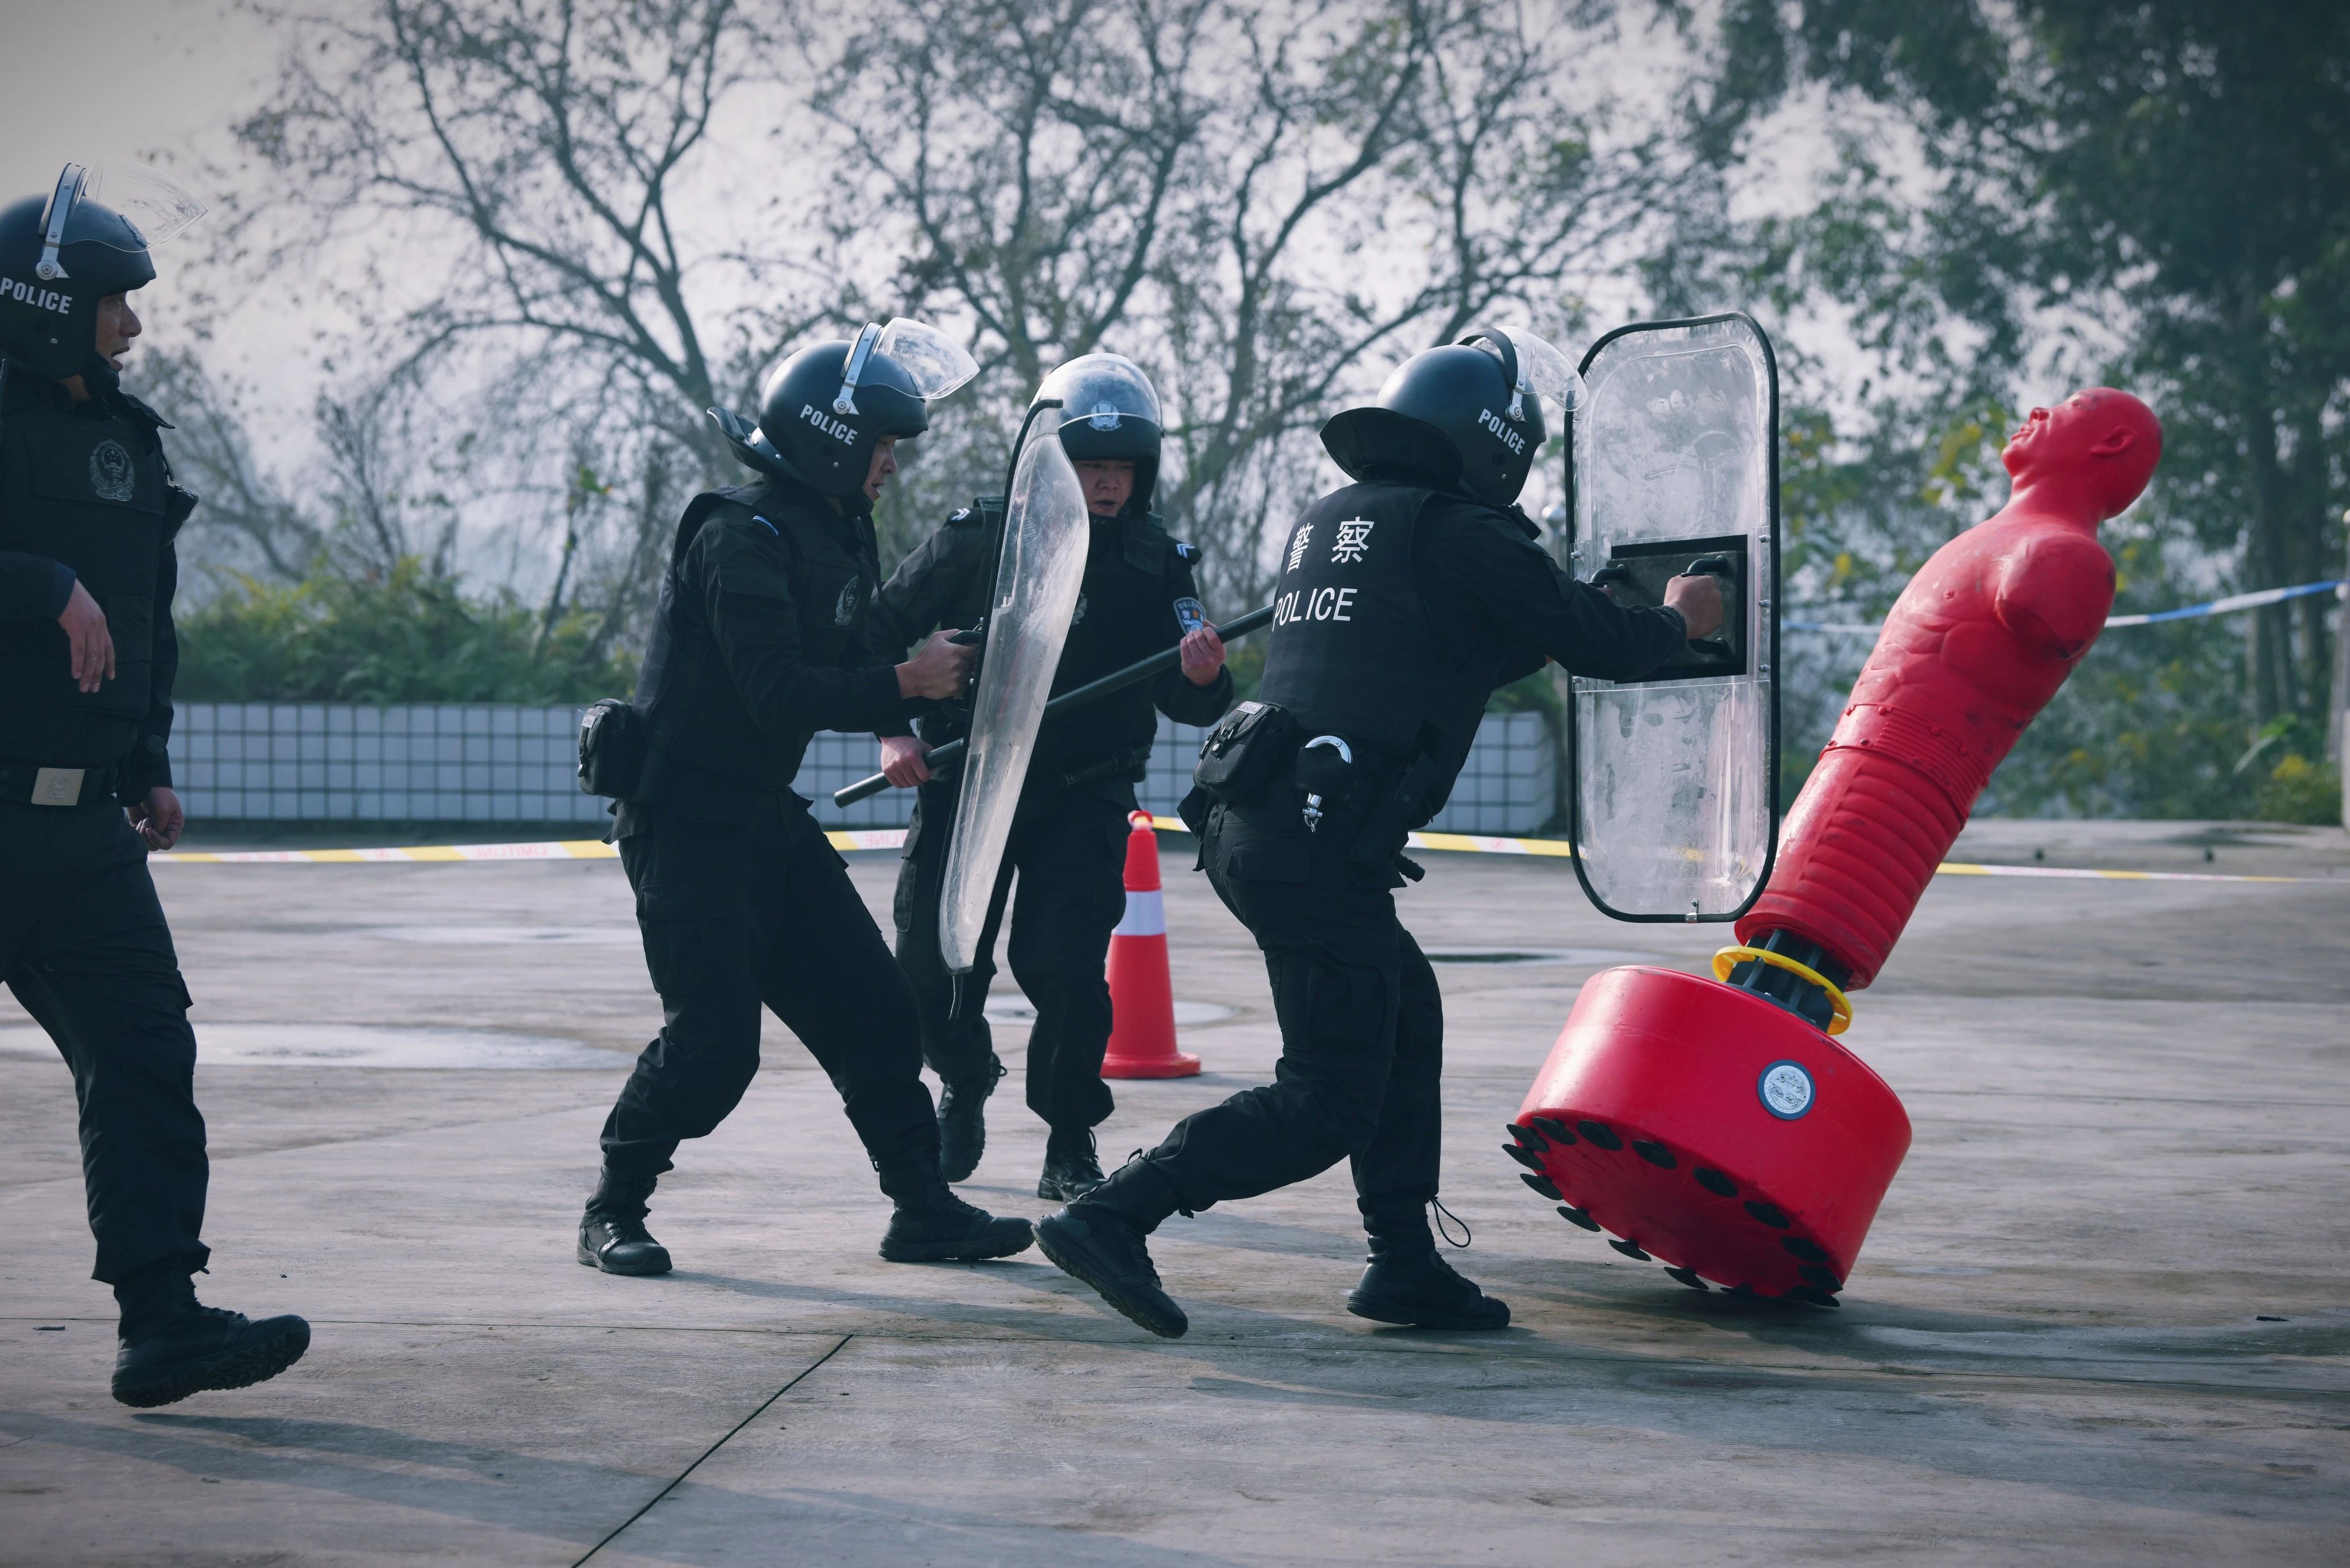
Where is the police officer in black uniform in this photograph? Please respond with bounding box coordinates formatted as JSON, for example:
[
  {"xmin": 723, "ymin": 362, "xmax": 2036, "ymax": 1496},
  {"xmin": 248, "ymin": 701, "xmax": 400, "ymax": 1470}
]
[
  {"xmin": 0, "ymin": 165, "xmax": 310, "ymax": 1404},
  {"xmin": 1034, "ymin": 331, "xmax": 1726, "ymax": 1337},
  {"xmin": 868, "ymin": 355, "xmax": 1234, "ymax": 1200},
  {"xmin": 577, "ymin": 325, "xmax": 1034, "ymax": 1275}
]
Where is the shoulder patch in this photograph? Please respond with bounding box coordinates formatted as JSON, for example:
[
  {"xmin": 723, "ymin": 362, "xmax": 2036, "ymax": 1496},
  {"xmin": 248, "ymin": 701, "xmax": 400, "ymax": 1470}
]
[
  {"xmin": 951, "ymin": 496, "xmax": 1003, "ymax": 529},
  {"xmin": 1173, "ymin": 540, "xmax": 1199, "ymax": 563},
  {"xmin": 1173, "ymin": 596, "xmax": 1208, "ymax": 633}
]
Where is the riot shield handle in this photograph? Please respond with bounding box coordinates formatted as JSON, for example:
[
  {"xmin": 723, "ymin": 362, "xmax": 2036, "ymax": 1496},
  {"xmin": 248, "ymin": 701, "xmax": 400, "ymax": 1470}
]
[{"xmin": 1680, "ymin": 555, "xmax": 1739, "ymax": 659}]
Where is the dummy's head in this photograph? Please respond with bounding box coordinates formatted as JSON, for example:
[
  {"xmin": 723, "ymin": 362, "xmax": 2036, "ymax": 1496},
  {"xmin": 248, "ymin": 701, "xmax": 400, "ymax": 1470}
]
[{"xmin": 2002, "ymin": 388, "xmax": 2162, "ymax": 521}]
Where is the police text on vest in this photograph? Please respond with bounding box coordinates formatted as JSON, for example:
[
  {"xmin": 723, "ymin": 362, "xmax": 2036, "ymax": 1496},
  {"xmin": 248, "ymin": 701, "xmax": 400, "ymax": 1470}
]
[{"xmin": 1274, "ymin": 586, "xmax": 1356, "ymax": 625}]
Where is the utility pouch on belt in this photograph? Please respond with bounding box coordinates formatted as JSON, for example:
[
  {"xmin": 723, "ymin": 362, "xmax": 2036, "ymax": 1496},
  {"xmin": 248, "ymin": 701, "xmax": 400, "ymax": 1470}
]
[
  {"xmin": 1192, "ymin": 701, "xmax": 1297, "ymax": 806},
  {"xmin": 577, "ymin": 698, "xmax": 647, "ymax": 799}
]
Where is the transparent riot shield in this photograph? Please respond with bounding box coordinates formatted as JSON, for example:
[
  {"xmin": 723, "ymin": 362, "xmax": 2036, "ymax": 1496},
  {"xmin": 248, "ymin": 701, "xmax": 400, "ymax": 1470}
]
[
  {"xmin": 937, "ymin": 411, "xmax": 1092, "ymax": 974},
  {"xmin": 1565, "ymin": 313, "xmax": 1779, "ymax": 922}
]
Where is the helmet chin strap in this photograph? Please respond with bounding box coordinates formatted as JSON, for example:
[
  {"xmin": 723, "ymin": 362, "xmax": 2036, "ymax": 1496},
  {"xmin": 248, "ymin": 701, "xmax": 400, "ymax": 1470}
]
[
  {"xmin": 832, "ymin": 322, "xmax": 883, "ymax": 418},
  {"xmin": 79, "ymin": 355, "xmax": 123, "ymax": 398}
]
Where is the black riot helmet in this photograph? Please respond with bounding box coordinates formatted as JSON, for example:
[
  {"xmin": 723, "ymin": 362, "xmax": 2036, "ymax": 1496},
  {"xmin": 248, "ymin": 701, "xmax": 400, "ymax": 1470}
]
[
  {"xmin": 1319, "ymin": 326, "xmax": 1585, "ymax": 508},
  {"xmin": 0, "ymin": 163, "xmax": 204, "ymax": 389},
  {"xmin": 1036, "ymin": 352, "xmax": 1164, "ymax": 509},
  {"xmin": 707, "ymin": 318, "xmax": 979, "ymax": 500}
]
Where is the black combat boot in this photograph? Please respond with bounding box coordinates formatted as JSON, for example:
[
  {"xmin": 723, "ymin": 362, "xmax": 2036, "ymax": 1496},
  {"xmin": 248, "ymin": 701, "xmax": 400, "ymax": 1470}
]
[
  {"xmin": 876, "ymin": 1158, "xmax": 1034, "ymax": 1263},
  {"xmin": 111, "ymin": 1266, "xmax": 311, "ymax": 1409},
  {"xmin": 936, "ymin": 1054, "xmax": 1005, "ymax": 1183},
  {"xmin": 1036, "ymin": 1156, "xmax": 1188, "ymax": 1338},
  {"xmin": 1345, "ymin": 1203, "xmax": 1511, "ymax": 1330},
  {"xmin": 578, "ymin": 1169, "xmax": 672, "ymax": 1276},
  {"xmin": 1037, "ymin": 1125, "xmax": 1106, "ymax": 1201}
]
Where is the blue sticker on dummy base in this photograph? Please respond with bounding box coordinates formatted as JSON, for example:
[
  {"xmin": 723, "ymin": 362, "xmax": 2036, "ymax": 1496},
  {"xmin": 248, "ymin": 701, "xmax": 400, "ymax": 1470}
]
[
  {"xmin": 1174, "ymin": 596, "xmax": 1208, "ymax": 634},
  {"xmin": 1757, "ymin": 1060, "xmax": 1815, "ymax": 1120}
]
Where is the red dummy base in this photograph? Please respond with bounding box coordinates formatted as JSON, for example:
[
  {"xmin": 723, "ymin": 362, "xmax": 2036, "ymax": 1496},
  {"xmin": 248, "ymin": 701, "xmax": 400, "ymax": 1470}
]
[{"xmin": 1509, "ymin": 967, "xmax": 1911, "ymax": 1305}]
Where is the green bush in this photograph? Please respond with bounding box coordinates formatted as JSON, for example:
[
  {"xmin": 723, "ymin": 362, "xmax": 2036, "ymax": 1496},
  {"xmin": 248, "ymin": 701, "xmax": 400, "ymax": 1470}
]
[
  {"xmin": 2255, "ymin": 753, "xmax": 2344, "ymax": 826},
  {"xmin": 177, "ymin": 559, "xmax": 638, "ymax": 705}
]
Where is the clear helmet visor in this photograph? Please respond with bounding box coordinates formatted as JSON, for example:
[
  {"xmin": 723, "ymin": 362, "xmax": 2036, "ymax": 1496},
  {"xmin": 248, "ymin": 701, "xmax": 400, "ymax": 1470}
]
[
  {"xmin": 1513, "ymin": 329, "xmax": 1586, "ymax": 416},
  {"xmin": 1464, "ymin": 327, "xmax": 1586, "ymax": 419},
  {"xmin": 53, "ymin": 162, "xmax": 207, "ymax": 251},
  {"xmin": 874, "ymin": 317, "xmax": 978, "ymax": 402},
  {"xmin": 1034, "ymin": 352, "xmax": 1161, "ymax": 430}
]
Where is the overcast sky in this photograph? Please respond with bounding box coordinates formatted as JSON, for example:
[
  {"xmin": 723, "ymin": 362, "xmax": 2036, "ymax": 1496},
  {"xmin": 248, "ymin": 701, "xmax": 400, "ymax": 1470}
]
[
  {"xmin": 3, "ymin": 1, "xmax": 295, "ymax": 399},
  {"xmin": 2, "ymin": 0, "xmax": 276, "ymax": 244},
  {"xmin": 0, "ymin": 1, "xmax": 1992, "ymax": 594}
]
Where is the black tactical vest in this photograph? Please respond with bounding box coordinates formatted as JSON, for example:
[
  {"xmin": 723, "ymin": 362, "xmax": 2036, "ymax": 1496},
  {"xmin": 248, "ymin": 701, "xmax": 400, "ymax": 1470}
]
[
  {"xmin": 0, "ymin": 387, "xmax": 178, "ymax": 762},
  {"xmin": 1037, "ymin": 512, "xmax": 1202, "ymax": 769},
  {"xmin": 906, "ymin": 504, "xmax": 1211, "ymax": 774},
  {"xmin": 1256, "ymin": 481, "xmax": 1488, "ymax": 821},
  {"xmin": 635, "ymin": 480, "xmax": 880, "ymax": 795}
]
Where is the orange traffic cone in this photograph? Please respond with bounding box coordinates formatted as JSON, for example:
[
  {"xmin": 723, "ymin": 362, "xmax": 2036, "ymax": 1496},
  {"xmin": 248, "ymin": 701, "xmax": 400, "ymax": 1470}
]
[{"xmin": 1101, "ymin": 810, "xmax": 1201, "ymax": 1079}]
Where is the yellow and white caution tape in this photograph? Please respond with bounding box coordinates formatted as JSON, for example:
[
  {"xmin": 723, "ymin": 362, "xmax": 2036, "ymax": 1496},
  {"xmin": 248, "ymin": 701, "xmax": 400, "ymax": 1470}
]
[
  {"xmin": 154, "ymin": 822, "xmax": 2319, "ymax": 884},
  {"xmin": 1135, "ymin": 816, "xmax": 1577, "ymax": 857},
  {"xmin": 157, "ymin": 839, "xmax": 621, "ymax": 864},
  {"xmin": 1929, "ymin": 860, "xmax": 2300, "ymax": 885},
  {"xmin": 155, "ymin": 828, "xmax": 917, "ymax": 863}
]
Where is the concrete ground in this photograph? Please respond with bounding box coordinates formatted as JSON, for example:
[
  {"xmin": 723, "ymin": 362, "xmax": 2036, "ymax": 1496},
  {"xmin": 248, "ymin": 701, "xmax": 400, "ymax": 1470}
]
[{"xmin": 2, "ymin": 818, "xmax": 2347, "ymax": 1566}]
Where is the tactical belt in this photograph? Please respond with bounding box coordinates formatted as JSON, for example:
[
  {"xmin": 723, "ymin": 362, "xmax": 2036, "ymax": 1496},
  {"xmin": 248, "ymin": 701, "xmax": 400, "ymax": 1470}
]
[
  {"xmin": 0, "ymin": 759, "xmax": 124, "ymax": 807},
  {"xmin": 1057, "ymin": 744, "xmax": 1154, "ymax": 791}
]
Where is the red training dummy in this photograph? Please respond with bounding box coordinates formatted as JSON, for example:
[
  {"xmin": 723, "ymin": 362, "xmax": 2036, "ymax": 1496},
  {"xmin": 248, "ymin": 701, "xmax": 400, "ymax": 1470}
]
[
  {"xmin": 1509, "ymin": 390, "xmax": 2161, "ymax": 1304},
  {"xmin": 1740, "ymin": 389, "xmax": 2164, "ymax": 985}
]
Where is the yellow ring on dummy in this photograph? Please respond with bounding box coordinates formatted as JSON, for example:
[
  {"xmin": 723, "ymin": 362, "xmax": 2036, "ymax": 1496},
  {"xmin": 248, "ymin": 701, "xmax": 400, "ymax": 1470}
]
[{"xmin": 1711, "ymin": 946, "xmax": 1853, "ymax": 1037}]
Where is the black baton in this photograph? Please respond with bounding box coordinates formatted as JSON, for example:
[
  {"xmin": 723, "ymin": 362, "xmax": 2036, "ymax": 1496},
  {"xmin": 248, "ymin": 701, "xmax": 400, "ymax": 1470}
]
[{"xmin": 833, "ymin": 604, "xmax": 1276, "ymax": 808}]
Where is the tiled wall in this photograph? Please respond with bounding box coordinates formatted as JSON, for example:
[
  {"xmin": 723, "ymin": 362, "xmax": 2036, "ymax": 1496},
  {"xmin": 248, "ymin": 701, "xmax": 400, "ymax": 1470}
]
[
  {"xmin": 176, "ymin": 704, "xmax": 1561, "ymax": 835},
  {"xmin": 176, "ymin": 703, "xmax": 606, "ymax": 825}
]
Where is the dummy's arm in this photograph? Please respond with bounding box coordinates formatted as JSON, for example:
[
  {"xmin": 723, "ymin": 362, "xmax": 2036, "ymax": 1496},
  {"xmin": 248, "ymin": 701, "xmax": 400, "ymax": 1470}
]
[{"xmin": 1989, "ymin": 534, "xmax": 2115, "ymax": 663}]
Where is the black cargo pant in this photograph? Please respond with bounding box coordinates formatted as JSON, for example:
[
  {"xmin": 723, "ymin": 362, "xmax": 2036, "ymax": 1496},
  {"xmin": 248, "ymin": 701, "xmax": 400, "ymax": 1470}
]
[
  {"xmin": 0, "ymin": 799, "xmax": 209, "ymax": 1285},
  {"xmin": 893, "ymin": 775, "xmax": 1131, "ymax": 1133},
  {"xmin": 1104, "ymin": 795, "xmax": 1443, "ymax": 1243},
  {"xmin": 600, "ymin": 795, "xmax": 939, "ymax": 1184}
]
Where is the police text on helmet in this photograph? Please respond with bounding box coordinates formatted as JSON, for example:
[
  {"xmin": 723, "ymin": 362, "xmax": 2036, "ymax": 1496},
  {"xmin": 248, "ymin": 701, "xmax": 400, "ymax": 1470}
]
[
  {"xmin": 1476, "ymin": 407, "xmax": 1526, "ymax": 455},
  {"xmin": 799, "ymin": 403, "xmax": 860, "ymax": 445},
  {"xmin": 1, "ymin": 277, "xmax": 72, "ymax": 315}
]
